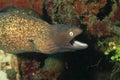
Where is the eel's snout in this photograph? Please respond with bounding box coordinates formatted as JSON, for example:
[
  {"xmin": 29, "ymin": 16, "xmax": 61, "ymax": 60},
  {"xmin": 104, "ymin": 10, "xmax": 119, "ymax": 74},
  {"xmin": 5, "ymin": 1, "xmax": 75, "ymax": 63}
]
[{"xmin": 68, "ymin": 28, "xmax": 88, "ymax": 50}]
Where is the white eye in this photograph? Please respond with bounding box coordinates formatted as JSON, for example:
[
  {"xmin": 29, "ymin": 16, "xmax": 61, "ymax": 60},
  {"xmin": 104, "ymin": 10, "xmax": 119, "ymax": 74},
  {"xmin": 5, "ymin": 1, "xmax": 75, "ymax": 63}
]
[{"xmin": 69, "ymin": 32, "xmax": 74, "ymax": 37}]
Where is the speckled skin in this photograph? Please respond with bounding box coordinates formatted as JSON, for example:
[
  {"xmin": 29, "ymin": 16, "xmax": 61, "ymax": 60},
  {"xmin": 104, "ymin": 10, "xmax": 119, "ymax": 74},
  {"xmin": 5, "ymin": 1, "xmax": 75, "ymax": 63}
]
[
  {"xmin": 0, "ymin": 13, "xmax": 82, "ymax": 54},
  {"xmin": 0, "ymin": 13, "xmax": 56, "ymax": 54}
]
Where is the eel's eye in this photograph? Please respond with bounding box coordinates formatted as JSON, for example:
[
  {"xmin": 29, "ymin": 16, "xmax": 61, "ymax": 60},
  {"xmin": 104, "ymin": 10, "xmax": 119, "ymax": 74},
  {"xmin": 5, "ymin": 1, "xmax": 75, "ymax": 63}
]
[{"xmin": 69, "ymin": 32, "xmax": 74, "ymax": 37}]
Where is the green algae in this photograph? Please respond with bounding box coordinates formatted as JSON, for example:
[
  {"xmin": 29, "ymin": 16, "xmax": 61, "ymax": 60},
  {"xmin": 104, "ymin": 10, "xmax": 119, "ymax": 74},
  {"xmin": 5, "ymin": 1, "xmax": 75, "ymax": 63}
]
[
  {"xmin": 105, "ymin": 44, "xmax": 120, "ymax": 61},
  {"xmin": 97, "ymin": 36, "xmax": 120, "ymax": 62}
]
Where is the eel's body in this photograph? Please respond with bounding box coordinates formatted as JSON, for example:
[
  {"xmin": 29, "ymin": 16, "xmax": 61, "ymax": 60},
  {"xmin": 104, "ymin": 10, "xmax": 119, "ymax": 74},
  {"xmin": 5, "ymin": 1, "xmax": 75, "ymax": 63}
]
[{"xmin": 0, "ymin": 13, "xmax": 88, "ymax": 54}]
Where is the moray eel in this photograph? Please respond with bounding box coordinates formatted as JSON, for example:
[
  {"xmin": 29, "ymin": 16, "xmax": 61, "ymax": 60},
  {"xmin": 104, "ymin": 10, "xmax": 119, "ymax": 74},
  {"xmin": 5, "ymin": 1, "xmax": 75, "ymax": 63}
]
[{"xmin": 0, "ymin": 13, "xmax": 88, "ymax": 54}]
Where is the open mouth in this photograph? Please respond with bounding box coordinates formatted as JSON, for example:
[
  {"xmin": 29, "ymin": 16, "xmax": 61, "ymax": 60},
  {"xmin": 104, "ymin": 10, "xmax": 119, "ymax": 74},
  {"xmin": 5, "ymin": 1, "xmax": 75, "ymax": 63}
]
[{"xmin": 69, "ymin": 39, "xmax": 88, "ymax": 49}]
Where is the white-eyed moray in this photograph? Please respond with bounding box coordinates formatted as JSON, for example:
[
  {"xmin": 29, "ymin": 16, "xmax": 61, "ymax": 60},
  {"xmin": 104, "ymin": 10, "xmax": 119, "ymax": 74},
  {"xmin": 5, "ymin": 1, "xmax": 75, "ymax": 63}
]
[{"xmin": 0, "ymin": 13, "xmax": 88, "ymax": 54}]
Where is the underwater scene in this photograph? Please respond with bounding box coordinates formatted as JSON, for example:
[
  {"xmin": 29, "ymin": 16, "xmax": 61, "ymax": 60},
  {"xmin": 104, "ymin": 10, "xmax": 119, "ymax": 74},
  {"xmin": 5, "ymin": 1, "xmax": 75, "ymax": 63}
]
[{"xmin": 0, "ymin": 0, "xmax": 120, "ymax": 80}]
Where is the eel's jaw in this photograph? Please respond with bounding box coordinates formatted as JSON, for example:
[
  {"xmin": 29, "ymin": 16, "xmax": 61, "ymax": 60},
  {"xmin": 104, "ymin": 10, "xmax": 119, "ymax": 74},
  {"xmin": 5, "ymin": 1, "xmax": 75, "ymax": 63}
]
[
  {"xmin": 40, "ymin": 40, "xmax": 88, "ymax": 54},
  {"xmin": 71, "ymin": 40, "xmax": 88, "ymax": 49},
  {"xmin": 58, "ymin": 40, "xmax": 88, "ymax": 52}
]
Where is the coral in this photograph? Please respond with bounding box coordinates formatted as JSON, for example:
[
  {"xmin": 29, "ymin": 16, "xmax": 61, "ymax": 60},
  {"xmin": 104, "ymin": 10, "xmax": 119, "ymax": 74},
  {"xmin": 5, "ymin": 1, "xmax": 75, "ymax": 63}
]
[
  {"xmin": 20, "ymin": 59, "xmax": 42, "ymax": 80},
  {"xmin": 18, "ymin": 56, "xmax": 64, "ymax": 80},
  {"xmin": 0, "ymin": 50, "xmax": 64, "ymax": 80},
  {"xmin": 43, "ymin": 0, "xmax": 108, "ymax": 26},
  {"xmin": 42, "ymin": 57, "xmax": 63, "ymax": 79},
  {"xmin": 74, "ymin": 0, "xmax": 107, "ymax": 16},
  {"xmin": 0, "ymin": 50, "xmax": 19, "ymax": 80},
  {"xmin": 44, "ymin": 0, "xmax": 81, "ymax": 25},
  {"xmin": 88, "ymin": 20, "xmax": 111, "ymax": 37},
  {"xmin": 85, "ymin": 0, "xmax": 120, "ymax": 61},
  {"xmin": 46, "ymin": 0, "xmax": 107, "ymax": 24},
  {"xmin": 110, "ymin": 1, "xmax": 120, "ymax": 22}
]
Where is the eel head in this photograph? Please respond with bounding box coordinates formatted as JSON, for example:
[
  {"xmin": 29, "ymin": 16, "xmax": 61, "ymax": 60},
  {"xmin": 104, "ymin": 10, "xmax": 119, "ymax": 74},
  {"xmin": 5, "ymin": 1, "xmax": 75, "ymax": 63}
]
[{"xmin": 50, "ymin": 24, "xmax": 88, "ymax": 53}]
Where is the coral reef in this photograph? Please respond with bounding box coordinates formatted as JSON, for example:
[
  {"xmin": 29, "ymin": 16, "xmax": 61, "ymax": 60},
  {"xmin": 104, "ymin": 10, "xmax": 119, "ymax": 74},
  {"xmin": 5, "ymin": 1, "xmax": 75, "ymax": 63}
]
[
  {"xmin": 44, "ymin": 0, "xmax": 81, "ymax": 25},
  {"xmin": 19, "ymin": 56, "xmax": 64, "ymax": 80},
  {"xmin": 0, "ymin": 51, "xmax": 64, "ymax": 80},
  {"xmin": 0, "ymin": 0, "xmax": 120, "ymax": 80},
  {"xmin": 43, "ymin": 0, "xmax": 108, "ymax": 26},
  {"xmin": 43, "ymin": 0, "xmax": 120, "ymax": 79},
  {"xmin": 75, "ymin": 0, "xmax": 107, "ymax": 16}
]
